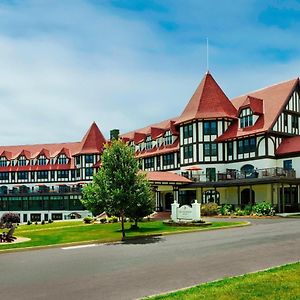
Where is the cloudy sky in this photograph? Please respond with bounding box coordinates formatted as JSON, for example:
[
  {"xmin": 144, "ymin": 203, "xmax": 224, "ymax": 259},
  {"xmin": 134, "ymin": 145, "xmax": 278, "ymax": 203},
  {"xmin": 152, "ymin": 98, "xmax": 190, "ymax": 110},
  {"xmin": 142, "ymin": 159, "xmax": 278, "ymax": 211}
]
[{"xmin": 0, "ymin": 0, "xmax": 300, "ymax": 145}]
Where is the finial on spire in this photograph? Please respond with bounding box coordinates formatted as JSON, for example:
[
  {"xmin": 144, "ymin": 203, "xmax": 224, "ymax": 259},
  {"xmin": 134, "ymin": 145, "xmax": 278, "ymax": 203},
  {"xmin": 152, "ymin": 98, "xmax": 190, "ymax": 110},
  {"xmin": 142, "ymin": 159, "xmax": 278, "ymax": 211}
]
[{"xmin": 206, "ymin": 37, "xmax": 209, "ymax": 73}]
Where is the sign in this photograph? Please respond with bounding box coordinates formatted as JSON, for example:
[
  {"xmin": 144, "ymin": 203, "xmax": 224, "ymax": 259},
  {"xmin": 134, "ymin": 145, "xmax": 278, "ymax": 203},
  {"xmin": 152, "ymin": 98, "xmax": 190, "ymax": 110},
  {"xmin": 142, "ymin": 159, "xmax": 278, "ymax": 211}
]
[{"xmin": 178, "ymin": 205, "xmax": 193, "ymax": 220}]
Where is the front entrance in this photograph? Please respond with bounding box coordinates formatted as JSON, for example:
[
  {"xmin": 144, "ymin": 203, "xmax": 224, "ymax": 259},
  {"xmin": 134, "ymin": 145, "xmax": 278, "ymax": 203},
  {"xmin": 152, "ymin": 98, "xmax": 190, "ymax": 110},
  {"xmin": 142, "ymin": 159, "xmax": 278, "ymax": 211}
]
[
  {"xmin": 279, "ymin": 186, "xmax": 299, "ymax": 213},
  {"xmin": 165, "ymin": 193, "xmax": 173, "ymax": 210},
  {"xmin": 241, "ymin": 188, "xmax": 255, "ymax": 207}
]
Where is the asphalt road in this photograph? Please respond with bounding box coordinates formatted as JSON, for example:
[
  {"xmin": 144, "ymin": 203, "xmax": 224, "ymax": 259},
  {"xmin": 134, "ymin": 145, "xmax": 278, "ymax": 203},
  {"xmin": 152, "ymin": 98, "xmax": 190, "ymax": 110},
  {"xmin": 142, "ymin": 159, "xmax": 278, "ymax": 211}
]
[{"xmin": 1, "ymin": 218, "xmax": 300, "ymax": 300}]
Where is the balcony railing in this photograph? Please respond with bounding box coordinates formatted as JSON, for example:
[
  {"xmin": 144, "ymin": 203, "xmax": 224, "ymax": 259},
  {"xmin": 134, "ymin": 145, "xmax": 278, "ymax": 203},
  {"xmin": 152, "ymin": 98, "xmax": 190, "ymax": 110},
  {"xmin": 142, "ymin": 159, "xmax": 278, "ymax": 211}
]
[{"xmin": 182, "ymin": 167, "xmax": 296, "ymax": 183}]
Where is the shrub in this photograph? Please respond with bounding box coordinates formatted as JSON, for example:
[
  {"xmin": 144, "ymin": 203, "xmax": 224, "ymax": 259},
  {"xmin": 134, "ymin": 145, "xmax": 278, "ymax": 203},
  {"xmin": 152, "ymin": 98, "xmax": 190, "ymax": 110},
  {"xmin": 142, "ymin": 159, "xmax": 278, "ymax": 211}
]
[
  {"xmin": 41, "ymin": 220, "xmax": 45, "ymax": 225},
  {"xmin": 100, "ymin": 218, "xmax": 106, "ymax": 224},
  {"xmin": 244, "ymin": 205, "xmax": 253, "ymax": 215},
  {"xmin": 252, "ymin": 202, "xmax": 275, "ymax": 216},
  {"xmin": 1, "ymin": 212, "xmax": 20, "ymax": 226},
  {"xmin": 83, "ymin": 216, "xmax": 93, "ymax": 224},
  {"xmin": 234, "ymin": 208, "xmax": 247, "ymax": 216},
  {"xmin": 219, "ymin": 204, "xmax": 234, "ymax": 216},
  {"xmin": 27, "ymin": 220, "xmax": 32, "ymax": 225},
  {"xmin": 111, "ymin": 216, "xmax": 118, "ymax": 223},
  {"xmin": 35, "ymin": 221, "xmax": 38, "ymax": 225},
  {"xmin": 201, "ymin": 203, "xmax": 219, "ymax": 216},
  {"xmin": 48, "ymin": 219, "xmax": 53, "ymax": 224}
]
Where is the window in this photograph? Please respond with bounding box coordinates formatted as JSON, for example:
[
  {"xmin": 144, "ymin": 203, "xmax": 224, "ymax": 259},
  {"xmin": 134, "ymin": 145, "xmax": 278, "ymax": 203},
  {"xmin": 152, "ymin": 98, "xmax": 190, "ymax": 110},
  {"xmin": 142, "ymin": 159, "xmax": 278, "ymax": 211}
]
[
  {"xmin": 163, "ymin": 153, "xmax": 175, "ymax": 166},
  {"xmin": 204, "ymin": 143, "xmax": 217, "ymax": 156},
  {"xmin": 37, "ymin": 171, "xmax": 48, "ymax": 179},
  {"xmin": 183, "ymin": 124, "xmax": 193, "ymax": 139},
  {"xmin": 85, "ymin": 167, "xmax": 94, "ymax": 177},
  {"xmin": 0, "ymin": 172, "xmax": 9, "ymax": 180},
  {"xmin": 57, "ymin": 155, "xmax": 67, "ymax": 164},
  {"xmin": 17, "ymin": 172, "xmax": 28, "ymax": 180},
  {"xmin": 240, "ymin": 109, "xmax": 253, "ymax": 128},
  {"xmin": 164, "ymin": 131, "xmax": 173, "ymax": 145},
  {"xmin": 85, "ymin": 155, "xmax": 94, "ymax": 164},
  {"xmin": 283, "ymin": 160, "xmax": 292, "ymax": 170},
  {"xmin": 228, "ymin": 142, "xmax": 233, "ymax": 156},
  {"xmin": 284, "ymin": 114, "xmax": 288, "ymax": 127},
  {"xmin": 144, "ymin": 157, "xmax": 154, "ymax": 169},
  {"xmin": 75, "ymin": 156, "xmax": 80, "ymax": 165},
  {"xmin": 0, "ymin": 158, "xmax": 7, "ymax": 167},
  {"xmin": 145, "ymin": 136, "xmax": 152, "ymax": 150},
  {"xmin": 292, "ymin": 115, "xmax": 298, "ymax": 129},
  {"xmin": 183, "ymin": 145, "xmax": 193, "ymax": 159},
  {"xmin": 18, "ymin": 156, "xmax": 27, "ymax": 166},
  {"xmin": 37, "ymin": 156, "xmax": 47, "ymax": 165},
  {"xmin": 57, "ymin": 170, "xmax": 69, "ymax": 178},
  {"xmin": 203, "ymin": 121, "xmax": 217, "ymax": 135},
  {"xmin": 156, "ymin": 157, "xmax": 161, "ymax": 168},
  {"xmin": 237, "ymin": 137, "xmax": 256, "ymax": 154}
]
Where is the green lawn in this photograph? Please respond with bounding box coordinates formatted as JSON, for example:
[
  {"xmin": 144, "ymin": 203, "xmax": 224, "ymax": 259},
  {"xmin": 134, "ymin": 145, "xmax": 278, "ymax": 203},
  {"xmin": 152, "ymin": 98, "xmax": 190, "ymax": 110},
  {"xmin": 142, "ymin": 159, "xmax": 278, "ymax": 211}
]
[
  {"xmin": 0, "ymin": 220, "xmax": 246, "ymax": 251},
  {"xmin": 146, "ymin": 262, "xmax": 300, "ymax": 300}
]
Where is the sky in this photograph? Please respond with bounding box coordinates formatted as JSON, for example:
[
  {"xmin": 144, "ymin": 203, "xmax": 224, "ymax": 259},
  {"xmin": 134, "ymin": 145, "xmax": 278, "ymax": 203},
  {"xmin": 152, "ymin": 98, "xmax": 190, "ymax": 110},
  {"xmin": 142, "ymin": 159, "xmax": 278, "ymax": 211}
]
[{"xmin": 0, "ymin": 0, "xmax": 300, "ymax": 145}]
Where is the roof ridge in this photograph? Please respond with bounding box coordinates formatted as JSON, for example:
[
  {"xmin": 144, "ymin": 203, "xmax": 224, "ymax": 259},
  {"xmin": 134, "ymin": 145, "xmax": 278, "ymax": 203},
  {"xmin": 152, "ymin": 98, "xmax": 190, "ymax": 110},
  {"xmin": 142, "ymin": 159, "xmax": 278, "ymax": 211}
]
[{"xmin": 232, "ymin": 77, "xmax": 299, "ymax": 101}]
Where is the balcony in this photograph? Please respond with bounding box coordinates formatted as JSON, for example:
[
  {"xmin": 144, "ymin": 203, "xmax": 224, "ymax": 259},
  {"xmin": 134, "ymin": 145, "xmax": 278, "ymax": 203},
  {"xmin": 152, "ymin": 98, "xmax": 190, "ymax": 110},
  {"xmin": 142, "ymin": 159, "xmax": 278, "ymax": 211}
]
[{"xmin": 182, "ymin": 167, "xmax": 296, "ymax": 183}]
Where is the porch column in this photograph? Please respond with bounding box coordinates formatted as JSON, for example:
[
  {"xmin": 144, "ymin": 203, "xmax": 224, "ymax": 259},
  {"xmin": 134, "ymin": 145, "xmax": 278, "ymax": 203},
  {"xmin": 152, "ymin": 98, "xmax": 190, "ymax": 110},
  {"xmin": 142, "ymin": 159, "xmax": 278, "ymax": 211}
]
[
  {"xmin": 155, "ymin": 190, "xmax": 161, "ymax": 212},
  {"xmin": 200, "ymin": 187, "xmax": 203, "ymax": 204},
  {"xmin": 237, "ymin": 186, "xmax": 240, "ymax": 207},
  {"xmin": 214, "ymin": 186, "xmax": 218, "ymax": 204},
  {"xmin": 280, "ymin": 183, "xmax": 284, "ymax": 213},
  {"xmin": 271, "ymin": 183, "xmax": 274, "ymax": 206},
  {"xmin": 173, "ymin": 186, "xmax": 179, "ymax": 203}
]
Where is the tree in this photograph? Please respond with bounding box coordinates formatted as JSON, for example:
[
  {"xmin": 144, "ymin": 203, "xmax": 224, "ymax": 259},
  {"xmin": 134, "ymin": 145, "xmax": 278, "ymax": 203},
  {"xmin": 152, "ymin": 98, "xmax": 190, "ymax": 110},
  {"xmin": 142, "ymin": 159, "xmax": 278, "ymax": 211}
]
[
  {"xmin": 0, "ymin": 212, "xmax": 20, "ymax": 228},
  {"xmin": 82, "ymin": 139, "xmax": 154, "ymax": 239},
  {"xmin": 126, "ymin": 173, "xmax": 154, "ymax": 229}
]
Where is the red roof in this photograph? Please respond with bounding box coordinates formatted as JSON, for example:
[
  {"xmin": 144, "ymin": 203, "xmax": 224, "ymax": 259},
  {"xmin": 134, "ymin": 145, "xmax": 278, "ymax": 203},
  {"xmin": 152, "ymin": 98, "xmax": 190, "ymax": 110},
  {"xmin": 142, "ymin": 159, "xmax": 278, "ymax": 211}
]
[
  {"xmin": 217, "ymin": 78, "xmax": 299, "ymax": 141},
  {"xmin": 146, "ymin": 171, "xmax": 191, "ymax": 183},
  {"xmin": 0, "ymin": 122, "xmax": 106, "ymax": 170},
  {"xmin": 136, "ymin": 139, "xmax": 179, "ymax": 158},
  {"xmin": 121, "ymin": 117, "xmax": 179, "ymax": 141},
  {"xmin": 78, "ymin": 122, "xmax": 106, "ymax": 154},
  {"xmin": 175, "ymin": 72, "xmax": 237, "ymax": 124},
  {"xmin": 276, "ymin": 136, "xmax": 300, "ymax": 156}
]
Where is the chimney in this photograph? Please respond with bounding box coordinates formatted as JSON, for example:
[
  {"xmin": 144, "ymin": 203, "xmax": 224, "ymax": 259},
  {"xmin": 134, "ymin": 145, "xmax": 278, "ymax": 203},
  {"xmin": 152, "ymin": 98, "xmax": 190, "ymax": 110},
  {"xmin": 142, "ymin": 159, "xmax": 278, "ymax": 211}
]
[{"xmin": 110, "ymin": 129, "xmax": 120, "ymax": 140}]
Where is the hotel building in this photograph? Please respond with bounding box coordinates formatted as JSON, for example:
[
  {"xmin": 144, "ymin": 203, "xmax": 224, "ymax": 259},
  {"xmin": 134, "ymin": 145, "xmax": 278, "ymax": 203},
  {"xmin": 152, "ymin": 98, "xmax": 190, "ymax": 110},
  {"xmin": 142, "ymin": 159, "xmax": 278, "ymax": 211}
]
[{"xmin": 1, "ymin": 71, "xmax": 300, "ymax": 222}]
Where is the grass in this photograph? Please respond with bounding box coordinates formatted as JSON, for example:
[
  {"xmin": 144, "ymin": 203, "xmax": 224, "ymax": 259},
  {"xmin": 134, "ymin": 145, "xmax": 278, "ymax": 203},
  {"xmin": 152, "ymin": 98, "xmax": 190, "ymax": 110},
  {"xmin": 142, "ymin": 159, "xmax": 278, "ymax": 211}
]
[
  {"xmin": 146, "ymin": 262, "xmax": 300, "ymax": 300},
  {"xmin": 0, "ymin": 220, "xmax": 246, "ymax": 251}
]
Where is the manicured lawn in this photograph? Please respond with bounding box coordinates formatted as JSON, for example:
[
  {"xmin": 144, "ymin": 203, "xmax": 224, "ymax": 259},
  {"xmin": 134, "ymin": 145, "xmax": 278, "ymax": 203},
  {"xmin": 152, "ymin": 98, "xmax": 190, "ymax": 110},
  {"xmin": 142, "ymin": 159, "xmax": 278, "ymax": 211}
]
[
  {"xmin": 146, "ymin": 262, "xmax": 300, "ymax": 300},
  {"xmin": 0, "ymin": 220, "xmax": 246, "ymax": 251}
]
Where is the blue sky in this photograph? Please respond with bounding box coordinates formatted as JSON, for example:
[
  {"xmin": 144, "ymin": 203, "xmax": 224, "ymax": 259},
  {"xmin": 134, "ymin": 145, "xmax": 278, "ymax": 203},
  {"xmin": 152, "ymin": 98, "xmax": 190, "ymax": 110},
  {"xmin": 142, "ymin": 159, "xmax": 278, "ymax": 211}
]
[{"xmin": 0, "ymin": 0, "xmax": 300, "ymax": 144}]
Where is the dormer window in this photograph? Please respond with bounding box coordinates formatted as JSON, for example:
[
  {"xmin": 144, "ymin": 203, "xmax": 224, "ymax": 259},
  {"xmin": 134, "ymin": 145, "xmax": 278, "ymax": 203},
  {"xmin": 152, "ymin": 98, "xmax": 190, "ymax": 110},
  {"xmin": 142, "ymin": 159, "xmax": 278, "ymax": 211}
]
[
  {"xmin": 145, "ymin": 136, "xmax": 152, "ymax": 150},
  {"xmin": 0, "ymin": 157, "xmax": 7, "ymax": 167},
  {"xmin": 240, "ymin": 108, "xmax": 253, "ymax": 128},
  {"xmin": 164, "ymin": 131, "xmax": 172, "ymax": 145},
  {"xmin": 18, "ymin": 156, "xmax": 27, "ymax": 166},
  {"xmin": 37, "ymin": 155, "xmax": 47, "ymax": 165},
  {"xmin": 57, "ymin": 155, "xmax": 68, "ymax": 164}
]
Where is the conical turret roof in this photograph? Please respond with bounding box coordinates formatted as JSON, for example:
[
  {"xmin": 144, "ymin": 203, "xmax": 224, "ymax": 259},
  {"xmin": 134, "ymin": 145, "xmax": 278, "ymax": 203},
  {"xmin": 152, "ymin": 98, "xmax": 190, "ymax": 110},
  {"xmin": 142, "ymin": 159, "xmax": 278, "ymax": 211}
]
[{"xmin": 176, "ymin": 72, "xmax": 237, "ymax": 124}]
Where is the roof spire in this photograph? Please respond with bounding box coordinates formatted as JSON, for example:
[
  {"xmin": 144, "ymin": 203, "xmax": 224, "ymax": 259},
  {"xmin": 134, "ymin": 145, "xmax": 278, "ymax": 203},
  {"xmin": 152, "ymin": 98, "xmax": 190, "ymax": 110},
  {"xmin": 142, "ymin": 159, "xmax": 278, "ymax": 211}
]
[{"xmin": 206, "ymin": 37, "xmax": 209, "ymax": 73}]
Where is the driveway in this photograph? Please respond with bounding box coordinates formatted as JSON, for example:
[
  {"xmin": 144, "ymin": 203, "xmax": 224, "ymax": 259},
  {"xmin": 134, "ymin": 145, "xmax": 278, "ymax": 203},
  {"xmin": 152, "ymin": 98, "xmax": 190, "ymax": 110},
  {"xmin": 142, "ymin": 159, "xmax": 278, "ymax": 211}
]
[{"xmin": 0, "ymin": 217, "xmax": 299, "ymax": 300}]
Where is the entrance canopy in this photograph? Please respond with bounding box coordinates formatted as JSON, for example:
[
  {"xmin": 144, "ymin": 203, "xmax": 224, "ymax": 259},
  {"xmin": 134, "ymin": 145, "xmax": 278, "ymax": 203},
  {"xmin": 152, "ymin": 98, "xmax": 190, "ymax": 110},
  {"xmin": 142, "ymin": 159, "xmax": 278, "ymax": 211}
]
[{"xmin": 146, "ymin": 171, "xmax": 192, "ymax": 185}]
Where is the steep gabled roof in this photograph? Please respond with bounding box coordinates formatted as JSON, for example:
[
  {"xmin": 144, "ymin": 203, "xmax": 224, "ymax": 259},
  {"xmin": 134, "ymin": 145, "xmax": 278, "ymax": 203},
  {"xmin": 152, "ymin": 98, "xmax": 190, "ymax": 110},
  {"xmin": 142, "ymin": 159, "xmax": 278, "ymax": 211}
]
[
  {"xmin": 175, "ymin": 72, "xmax": 237, "ymax": 124},
  {"xmin": 217, "ymin": 77, "xmax": 299, "ymax": 141},
  {"xmin": 78, "ymin": 122, "xmax": 106, "ymax": 154}
]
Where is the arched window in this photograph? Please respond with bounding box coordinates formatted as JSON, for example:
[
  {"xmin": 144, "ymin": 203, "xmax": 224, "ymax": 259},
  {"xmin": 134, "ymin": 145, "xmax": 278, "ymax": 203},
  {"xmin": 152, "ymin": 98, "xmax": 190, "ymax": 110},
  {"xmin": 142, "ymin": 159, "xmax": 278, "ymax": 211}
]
[
  {"xmin": 241, "ymin": 188, "xmax": 255, "ymax": 207},
  {"xmin": 241, "ymin": 164, "xmax": 254, "ymax": 175}
]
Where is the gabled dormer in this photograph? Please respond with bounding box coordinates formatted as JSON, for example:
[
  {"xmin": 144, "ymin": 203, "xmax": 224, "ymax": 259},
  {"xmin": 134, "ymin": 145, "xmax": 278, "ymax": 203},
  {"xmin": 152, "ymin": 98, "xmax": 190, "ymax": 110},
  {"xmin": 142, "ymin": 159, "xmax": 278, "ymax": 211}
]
[{"xmin": 238, "ymin": 96, "xmax": 263, "ymax": 129}]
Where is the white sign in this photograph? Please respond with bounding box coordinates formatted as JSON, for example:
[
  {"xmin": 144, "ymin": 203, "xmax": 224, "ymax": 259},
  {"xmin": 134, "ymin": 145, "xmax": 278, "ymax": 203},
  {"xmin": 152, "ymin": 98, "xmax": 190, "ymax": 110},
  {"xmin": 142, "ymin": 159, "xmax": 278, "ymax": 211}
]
[{"xmin": 178, "ymin": 205, "xmax": 193, "ymax": 220}]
